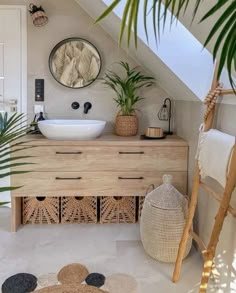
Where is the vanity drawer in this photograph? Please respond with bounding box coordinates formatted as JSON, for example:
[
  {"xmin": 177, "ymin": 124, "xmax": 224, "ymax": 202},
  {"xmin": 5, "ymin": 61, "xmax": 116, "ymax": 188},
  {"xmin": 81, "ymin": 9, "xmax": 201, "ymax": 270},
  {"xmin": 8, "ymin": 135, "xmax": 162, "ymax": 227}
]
[
  {"xmin": 11, "ymin": 171, "xmax": 187, "ymax": 197},
  {"xmin": 12, "ymin": 145, "xmax": 188, "ymax": 172}
]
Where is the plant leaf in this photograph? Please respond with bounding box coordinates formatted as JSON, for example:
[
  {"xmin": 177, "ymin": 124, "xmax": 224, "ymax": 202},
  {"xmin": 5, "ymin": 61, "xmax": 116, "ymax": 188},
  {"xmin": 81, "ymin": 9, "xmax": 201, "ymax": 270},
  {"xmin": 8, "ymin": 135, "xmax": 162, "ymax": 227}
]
[
  {"xmin": 200, "ymin": 0, "xmax": 229, "ymax": 23},
  {"xmin": 217, "ymin": 22, "xmax": 236, "ymax": 80},
  {"xmin": 202, "ymin": 1, "xmax": 235, "ymax": 48},
  {"xmin": 127, "ymin": 0, "xmax": 136, "ymax": 47},
  {"xmin": 94, "ymin": 0, "xmax": 121, "ymax": 24},
  {"xmin": 119, "ymin": 0, "xmax": 132, "ymax": 45},
  {"xmin": 0, "ymin": 186, "xmax": 23, "ymax": 192},
  {"xmin": 0, "ymin": 170, "xmax": 32, "ymax": 179},
  {"xmin": 212, "ymin": 13, "xmax": 236, "ymax": 61},
  {"xmin": 0, "ymin": 202, "xmax": 10, "ymax": 206},
  {"xmin": 143, "ymin": 0, "xmax": 149, "ymax": 42},
  {"xmin": 133, "ymin": 0, "xmax": 140, "ymax": 48}
]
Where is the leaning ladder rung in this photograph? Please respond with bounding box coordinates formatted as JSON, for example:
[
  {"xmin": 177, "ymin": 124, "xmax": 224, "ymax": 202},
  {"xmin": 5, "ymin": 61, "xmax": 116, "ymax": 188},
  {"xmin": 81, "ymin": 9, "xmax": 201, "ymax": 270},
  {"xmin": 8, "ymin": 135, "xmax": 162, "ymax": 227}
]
[
  {"xmin": 200, "ymin": 182, "xmax": 236, "ymax": 217},
  {"xmin": 190, "ymin": 229, "xmax": 207, "ymax": 255}
]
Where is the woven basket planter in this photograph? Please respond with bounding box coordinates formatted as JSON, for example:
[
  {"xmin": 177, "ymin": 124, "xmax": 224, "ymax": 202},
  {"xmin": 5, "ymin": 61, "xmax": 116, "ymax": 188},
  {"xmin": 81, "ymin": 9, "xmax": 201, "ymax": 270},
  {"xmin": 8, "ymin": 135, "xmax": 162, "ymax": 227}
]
[
  {"xmin": 100, "ymin": 196, "xmax": 136, "ymax": 223},
  {"xmin": 61, "ymin": 197, "xmax": 97, "ymax": 224},
  {"xmin": 23, "ymin": 197, "xmax": 60, "ymax": 224},
  {"xmin": 115, "ymin": 113, "xmax": 138, "ymax": 136}
]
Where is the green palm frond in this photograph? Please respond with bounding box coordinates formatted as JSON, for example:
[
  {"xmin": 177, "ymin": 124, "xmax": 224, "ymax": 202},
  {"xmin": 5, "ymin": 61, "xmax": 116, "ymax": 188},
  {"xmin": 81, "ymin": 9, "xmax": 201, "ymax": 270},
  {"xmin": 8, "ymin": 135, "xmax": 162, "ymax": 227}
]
[
  {"xmin": 0, "ymin": 202, "xmax": 10, "ymax": 206},
  {"xmin": 102, "ymin": 61, "xmax": 154, "ymax": 115},
  {"xmin": 0, "ymin": 112, "xmax": 34, "ymax": 205},
  {"xmin": 96, "ymin": 0, "xmax": 236, "ymax": 91},
  {"xmin": 201, "ymin": 0, "xmax": 236, "ymax": 89}
]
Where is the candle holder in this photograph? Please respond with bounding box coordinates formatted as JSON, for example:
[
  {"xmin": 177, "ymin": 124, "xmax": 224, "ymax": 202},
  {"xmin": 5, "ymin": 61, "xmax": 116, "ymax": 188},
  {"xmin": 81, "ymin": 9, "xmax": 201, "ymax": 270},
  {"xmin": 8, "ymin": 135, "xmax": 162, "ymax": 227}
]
[{"xmin": 157, "ymin": 98, "xmax": 173, "ymax": 135}]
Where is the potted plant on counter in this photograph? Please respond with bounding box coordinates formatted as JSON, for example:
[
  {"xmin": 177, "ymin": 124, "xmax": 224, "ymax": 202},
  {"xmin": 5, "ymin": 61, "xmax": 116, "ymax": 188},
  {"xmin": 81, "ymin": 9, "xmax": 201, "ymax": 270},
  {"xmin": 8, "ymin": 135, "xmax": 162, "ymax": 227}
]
[{"xmin": 102, "ymin": 61, "xmax": 154, "ymax": 136}]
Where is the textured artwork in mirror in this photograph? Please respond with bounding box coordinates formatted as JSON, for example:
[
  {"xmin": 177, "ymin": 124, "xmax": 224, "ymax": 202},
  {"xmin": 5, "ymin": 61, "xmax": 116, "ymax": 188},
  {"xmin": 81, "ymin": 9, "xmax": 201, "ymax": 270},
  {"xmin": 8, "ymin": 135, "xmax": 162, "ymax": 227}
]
[{"xmin": 49, "ymin": 38, "xmax": 101, "ymax": 89}]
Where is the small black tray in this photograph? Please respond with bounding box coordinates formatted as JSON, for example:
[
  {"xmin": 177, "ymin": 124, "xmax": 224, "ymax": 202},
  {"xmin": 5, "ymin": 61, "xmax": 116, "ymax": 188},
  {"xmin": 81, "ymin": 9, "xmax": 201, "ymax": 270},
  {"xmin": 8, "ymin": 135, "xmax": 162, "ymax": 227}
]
[{"xmin": 140, "ymin": 134, "xmax": 166, "ymax": 140}]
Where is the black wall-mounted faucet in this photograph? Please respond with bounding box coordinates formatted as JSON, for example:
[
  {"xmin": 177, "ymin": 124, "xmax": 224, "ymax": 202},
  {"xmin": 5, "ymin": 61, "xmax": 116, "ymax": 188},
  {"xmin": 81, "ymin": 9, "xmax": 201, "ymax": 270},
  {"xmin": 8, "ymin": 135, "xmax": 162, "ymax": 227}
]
[
  {"xmin": 71, "ymin": 102, "xmax": 80, "ymax": 110},
  {"xmin": 84, "ymin": 102, "xmax": 92, "ymax": 114}
]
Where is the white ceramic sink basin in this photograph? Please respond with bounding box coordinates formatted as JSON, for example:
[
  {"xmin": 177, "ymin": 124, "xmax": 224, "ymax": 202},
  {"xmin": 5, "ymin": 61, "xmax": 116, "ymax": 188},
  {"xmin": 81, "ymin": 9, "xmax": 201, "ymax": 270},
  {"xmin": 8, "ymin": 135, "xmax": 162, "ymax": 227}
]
[{"xmin": 38, "ymin": 120, "xmax": 106, "ymax": 140}]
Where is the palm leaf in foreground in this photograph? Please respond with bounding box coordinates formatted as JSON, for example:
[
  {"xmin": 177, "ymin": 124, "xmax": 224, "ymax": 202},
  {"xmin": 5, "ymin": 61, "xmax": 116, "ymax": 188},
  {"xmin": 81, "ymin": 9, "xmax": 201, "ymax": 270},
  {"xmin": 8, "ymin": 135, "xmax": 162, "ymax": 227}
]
[
  {"xmin": 0, "ymin": 112, "xmax": 34, "ymax": 205},
  {"xmin": 96, "ymin": 0, "xmax": 236, "ymax": 91},
  {"xmin": 201, "ymin": 0, "xmax": 236, "ymax": 90},
  {"xmin": 0, "ymin": 202, "xmax": 9, "ymax": 207}
]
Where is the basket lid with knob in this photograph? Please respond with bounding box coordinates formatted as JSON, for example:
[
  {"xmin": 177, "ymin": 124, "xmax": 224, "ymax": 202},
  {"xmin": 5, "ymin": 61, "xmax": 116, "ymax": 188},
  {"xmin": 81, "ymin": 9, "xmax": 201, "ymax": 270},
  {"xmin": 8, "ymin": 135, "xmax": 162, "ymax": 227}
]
[{"xmin": 146, "ymin": 174, "xmax": 187, "ymax": 210}]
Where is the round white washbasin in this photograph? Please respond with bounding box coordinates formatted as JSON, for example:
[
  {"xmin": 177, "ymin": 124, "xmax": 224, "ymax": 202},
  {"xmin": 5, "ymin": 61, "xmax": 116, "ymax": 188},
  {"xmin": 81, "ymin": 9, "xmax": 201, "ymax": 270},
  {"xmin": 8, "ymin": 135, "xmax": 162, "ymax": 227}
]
[{"xmin": 38, "ymin": 120, "xmax": 106, "ymax": 140}]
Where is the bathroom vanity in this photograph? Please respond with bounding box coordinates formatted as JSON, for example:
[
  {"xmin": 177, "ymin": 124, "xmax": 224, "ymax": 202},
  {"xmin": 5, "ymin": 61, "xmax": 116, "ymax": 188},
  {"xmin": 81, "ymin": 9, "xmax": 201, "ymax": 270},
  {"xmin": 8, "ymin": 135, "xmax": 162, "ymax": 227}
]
[{"xmin": 11, "ymin": 135, "xmax": 188, "ymax": 231}]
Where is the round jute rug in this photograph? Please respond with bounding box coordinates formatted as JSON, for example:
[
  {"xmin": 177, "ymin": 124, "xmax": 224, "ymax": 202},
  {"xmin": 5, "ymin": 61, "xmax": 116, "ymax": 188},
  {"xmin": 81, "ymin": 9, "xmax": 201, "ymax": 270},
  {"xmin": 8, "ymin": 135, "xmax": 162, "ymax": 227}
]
[
  {"xmin": 33, "ymin": 284, "xmax": 108, "ymax": 293},
  {"xmin": 102, "ymin": 273, "xmax": 137, "ymax": 293},
  {"xmin": 57, "ymin": 263, "xmax": 89, "ymax": 285}
]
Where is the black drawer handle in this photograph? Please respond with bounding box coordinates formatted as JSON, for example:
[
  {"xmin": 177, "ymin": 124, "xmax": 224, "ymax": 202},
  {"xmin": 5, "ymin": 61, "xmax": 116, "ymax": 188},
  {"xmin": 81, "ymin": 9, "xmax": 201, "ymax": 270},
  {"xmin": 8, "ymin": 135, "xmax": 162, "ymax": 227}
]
[
  {"xmin": 118, "ymin": 151, "xmax": 144, "ymax": 154},
  {"xmin": 118, "ymin": 176, "xmax": 144, "ymax": 180},
  {"xmin": 55, "ymin": 177, "xmax": 82, "ymax": 180},
  {"xmin": 56, "ymin": 151, "xmax": 82, "ymax": 155}
]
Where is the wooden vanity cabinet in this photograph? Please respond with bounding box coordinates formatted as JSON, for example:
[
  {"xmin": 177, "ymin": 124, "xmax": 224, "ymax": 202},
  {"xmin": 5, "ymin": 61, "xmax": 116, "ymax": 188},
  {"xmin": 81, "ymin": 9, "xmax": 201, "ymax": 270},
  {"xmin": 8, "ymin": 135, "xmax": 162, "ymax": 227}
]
[{"xmin": 11, "ymin": 135, "xmax": 188, "ymax": 231}]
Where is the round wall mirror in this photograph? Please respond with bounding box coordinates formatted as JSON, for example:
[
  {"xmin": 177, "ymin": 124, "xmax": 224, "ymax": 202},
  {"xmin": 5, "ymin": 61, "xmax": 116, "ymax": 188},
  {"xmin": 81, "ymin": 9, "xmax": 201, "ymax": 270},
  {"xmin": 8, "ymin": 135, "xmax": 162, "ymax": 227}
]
[{"xmin": 49, "ymin": 38, "xmax": 101, "ymax": 89}]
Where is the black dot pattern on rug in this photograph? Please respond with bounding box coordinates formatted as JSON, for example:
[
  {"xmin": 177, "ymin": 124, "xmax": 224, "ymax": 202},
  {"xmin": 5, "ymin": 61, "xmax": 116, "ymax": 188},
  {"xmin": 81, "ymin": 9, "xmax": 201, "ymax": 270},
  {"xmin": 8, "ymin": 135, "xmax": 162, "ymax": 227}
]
[
  {"xmin": 1, "ymin": 273, "xmax": 37, "ymax": 293},
  {"xmin": 85, "ymin": 273, "xmax": 105, "ymax": 288}
]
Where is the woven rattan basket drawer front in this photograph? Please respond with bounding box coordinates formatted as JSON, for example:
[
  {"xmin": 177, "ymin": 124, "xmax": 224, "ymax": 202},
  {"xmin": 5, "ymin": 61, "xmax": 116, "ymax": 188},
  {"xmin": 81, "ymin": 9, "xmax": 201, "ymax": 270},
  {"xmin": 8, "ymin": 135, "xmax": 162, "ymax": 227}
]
[
  {"xmin": 100, "ymin": 196, "xmax": 136, "ymax": 223},
  {"xmin": 23, "ymin": 197, "xmax": 60, "ymax": 224},
  {"xmin": 61, "ymin": 197, "xmax": 97, "ymax": 224}
]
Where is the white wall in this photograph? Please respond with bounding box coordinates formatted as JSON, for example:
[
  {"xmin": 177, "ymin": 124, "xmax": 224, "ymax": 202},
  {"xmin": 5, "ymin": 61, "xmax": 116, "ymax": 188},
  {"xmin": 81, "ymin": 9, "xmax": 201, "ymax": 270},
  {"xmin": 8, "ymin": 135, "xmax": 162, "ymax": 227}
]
[
  {"xmin": 175, "ymin": 100, "xmax": 236, "ymax": 292},
  {"xmin": 0, "ymin": 0, "xmax": 170, "ymax": 134}
]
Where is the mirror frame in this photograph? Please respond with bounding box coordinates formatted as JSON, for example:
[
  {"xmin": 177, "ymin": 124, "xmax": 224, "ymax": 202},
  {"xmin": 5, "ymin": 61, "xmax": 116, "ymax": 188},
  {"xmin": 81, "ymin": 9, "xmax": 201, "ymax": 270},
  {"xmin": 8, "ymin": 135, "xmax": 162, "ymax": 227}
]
[{"xmin": 49, "ymin": 37, "xmax": 102, "ymax": 89}]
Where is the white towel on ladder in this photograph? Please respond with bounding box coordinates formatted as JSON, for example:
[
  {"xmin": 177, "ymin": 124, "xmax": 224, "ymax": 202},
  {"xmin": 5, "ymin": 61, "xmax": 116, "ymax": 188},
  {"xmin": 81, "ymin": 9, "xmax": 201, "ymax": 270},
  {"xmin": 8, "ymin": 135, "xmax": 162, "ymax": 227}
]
[{"xmin": 197, "ymin": 129, "xmax": 235, "ymax": 187}]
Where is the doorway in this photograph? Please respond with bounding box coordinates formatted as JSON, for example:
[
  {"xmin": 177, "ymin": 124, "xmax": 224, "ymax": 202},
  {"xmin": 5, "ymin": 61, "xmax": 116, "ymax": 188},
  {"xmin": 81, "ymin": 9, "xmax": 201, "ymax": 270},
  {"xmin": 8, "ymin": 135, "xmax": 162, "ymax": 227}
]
[{"xmin": 0, "ymin": 5, "xmax": 27, "ymax": 204}]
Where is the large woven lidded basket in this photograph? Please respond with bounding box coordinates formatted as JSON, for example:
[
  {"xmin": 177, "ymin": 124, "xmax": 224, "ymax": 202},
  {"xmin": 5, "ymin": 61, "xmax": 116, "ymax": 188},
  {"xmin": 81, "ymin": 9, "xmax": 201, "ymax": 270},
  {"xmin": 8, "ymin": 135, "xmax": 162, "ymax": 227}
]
[
  {"xmin": 115, "ymin": 112, "xmax": 138, "ymax": 136},
  {"xmin": 61, "ymin": 197, "xmax": 97, "ymax": 224},
  {"xmin": 23, "ymin": 197, "xmax": 60, "ymax": 224},
  {"xmin": 140, "ymin": 175, "xmax": 192, "ymax": 263},
  {"xmin": 100, "ymin": 196, "xmax": 136, "ymax": 223}
]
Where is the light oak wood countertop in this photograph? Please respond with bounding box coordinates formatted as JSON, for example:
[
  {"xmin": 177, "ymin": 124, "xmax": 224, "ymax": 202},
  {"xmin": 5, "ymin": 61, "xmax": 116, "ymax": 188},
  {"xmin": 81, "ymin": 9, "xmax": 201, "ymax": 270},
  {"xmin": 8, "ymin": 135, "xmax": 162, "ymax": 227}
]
[{"xmin": 17, "ymin": 134, "xmax": 188, "ymax": 147}]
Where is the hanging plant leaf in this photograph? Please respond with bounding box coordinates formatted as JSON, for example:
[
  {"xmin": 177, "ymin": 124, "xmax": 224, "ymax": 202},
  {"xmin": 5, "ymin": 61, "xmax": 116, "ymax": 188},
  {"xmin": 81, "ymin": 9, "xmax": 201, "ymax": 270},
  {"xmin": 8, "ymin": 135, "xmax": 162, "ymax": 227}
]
[
  {"xmin": 201, "ymin": 0, "xmax": 236, "ymax": 90},
  {"xmin": 96, "ymin": 0, "xmax": 236, "ymax": 91}
]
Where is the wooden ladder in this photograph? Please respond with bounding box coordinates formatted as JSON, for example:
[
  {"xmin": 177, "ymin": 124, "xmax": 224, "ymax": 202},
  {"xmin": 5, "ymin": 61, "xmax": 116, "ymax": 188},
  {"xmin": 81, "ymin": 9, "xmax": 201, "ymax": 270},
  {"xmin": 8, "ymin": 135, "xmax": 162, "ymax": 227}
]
[{"xmin": 172, "ymin": 64, "xmax": 236, "ymax": 293}]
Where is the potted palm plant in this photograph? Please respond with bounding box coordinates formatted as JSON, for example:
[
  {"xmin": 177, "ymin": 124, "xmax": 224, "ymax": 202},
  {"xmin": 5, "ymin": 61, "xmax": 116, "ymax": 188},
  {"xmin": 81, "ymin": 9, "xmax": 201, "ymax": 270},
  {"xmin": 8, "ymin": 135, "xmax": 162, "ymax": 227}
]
[{"xmin": 102, "ymin": 61, "xmax": 154, "ymax": 136}]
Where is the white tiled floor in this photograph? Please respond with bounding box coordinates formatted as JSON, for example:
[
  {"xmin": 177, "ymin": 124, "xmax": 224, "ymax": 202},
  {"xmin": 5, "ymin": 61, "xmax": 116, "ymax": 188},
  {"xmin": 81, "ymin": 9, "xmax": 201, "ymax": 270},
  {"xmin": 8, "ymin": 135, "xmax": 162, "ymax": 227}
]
[{"xmin": 0, "ymin": 207, "xmax": 222, "ymax": 293}]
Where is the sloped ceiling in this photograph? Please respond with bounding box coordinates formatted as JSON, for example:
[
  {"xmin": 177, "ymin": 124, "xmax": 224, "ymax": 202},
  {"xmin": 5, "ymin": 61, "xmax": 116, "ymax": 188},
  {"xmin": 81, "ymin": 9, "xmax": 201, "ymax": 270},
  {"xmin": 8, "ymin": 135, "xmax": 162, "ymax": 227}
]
[
  {"xmin": 75, "ymin": 0, "xmax": 235, "ymax": 103},
  {"xmin": 76, "ymin": 0, "xmax": 200, "ymax": 101}
]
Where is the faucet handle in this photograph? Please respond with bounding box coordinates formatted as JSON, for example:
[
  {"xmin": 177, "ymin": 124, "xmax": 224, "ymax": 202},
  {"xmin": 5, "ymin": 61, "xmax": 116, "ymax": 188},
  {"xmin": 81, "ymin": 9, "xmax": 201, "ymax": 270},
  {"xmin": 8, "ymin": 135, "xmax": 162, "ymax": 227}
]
[{"xmin": 84, "ymin": 102, "xmax": 92, "ymax": 114}]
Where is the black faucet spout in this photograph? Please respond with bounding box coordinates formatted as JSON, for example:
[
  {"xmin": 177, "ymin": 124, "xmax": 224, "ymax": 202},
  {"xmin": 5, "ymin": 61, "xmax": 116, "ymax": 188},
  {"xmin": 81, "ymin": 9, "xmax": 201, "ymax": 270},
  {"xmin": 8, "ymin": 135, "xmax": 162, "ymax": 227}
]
[{"xmin": 84, "ymin": 102, "xmax": 92, "ymax": 114}]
